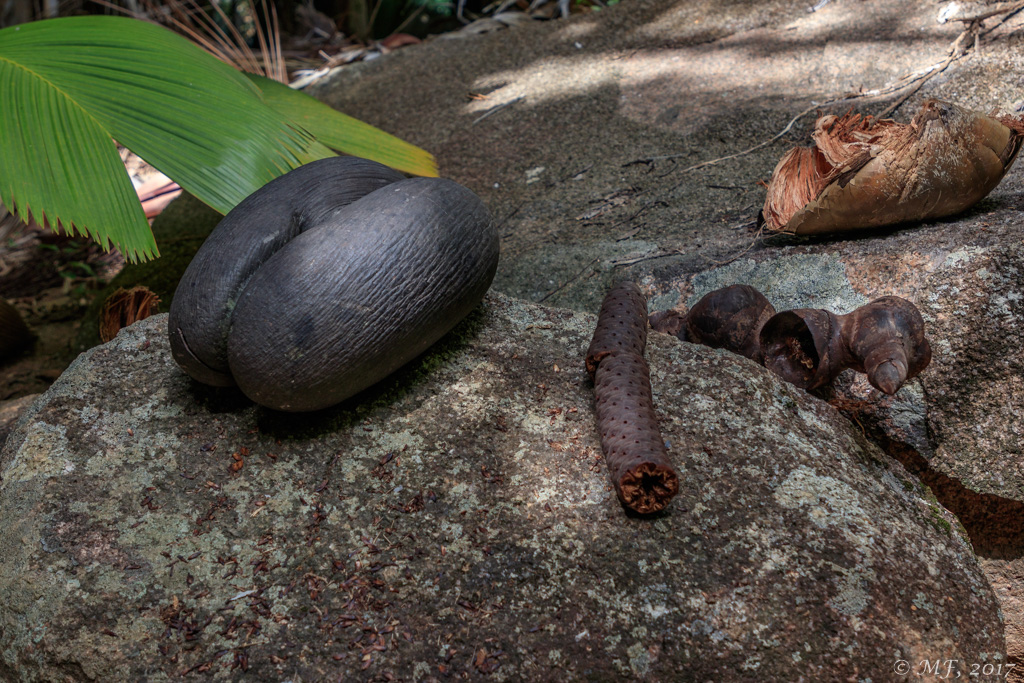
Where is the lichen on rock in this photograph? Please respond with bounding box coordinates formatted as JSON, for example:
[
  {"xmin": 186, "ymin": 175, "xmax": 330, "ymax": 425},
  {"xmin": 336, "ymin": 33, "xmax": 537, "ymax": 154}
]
[{"xmin": 0, "ymin": 293, "xmax": 1004, "ymax": 681}]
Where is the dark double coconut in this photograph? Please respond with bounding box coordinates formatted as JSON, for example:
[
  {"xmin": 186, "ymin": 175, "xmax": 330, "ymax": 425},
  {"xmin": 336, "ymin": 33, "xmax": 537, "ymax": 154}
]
[{"xmin": 169, "ymin": 156, "xmax": 498, "ymax": 412}]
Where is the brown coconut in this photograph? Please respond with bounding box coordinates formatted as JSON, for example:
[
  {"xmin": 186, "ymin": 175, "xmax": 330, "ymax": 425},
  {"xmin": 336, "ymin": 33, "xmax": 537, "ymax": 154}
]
[{"xmin": 762, "ymin": 99, "xmax": 1024, "ymax": 234}]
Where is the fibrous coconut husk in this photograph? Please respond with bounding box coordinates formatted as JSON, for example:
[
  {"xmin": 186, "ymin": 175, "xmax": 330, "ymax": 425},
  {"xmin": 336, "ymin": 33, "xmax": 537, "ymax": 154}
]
[
  {"xmin": 761, "ymin": 99, "xmax": 1024, "ymax": 234},
  {"xmin": 99, "ymin": 286, "xmax": 161, "ymax": 343}
]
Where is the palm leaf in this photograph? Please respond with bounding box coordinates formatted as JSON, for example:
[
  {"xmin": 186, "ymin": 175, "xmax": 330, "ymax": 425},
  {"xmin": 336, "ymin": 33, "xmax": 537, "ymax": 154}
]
[
  {"xmin": 0, "ymin": 42, "xmax": 148, "ymax": 257},
  {"xmin": 0, "ymin": 16, "xmax": 328, "ymax": 262},
  {"xmin": 2, "ymin": 16, "xmax": 433, "ymax": 263},
  {"xmin": 248, "ymin": 74, "xmax": 439, "ymax": 178}
]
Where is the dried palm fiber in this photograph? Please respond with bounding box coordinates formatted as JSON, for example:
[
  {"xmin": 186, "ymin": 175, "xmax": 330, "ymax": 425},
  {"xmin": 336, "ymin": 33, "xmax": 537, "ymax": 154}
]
[
  {"xmin": 762, "ymin": 99, "xmax": 1024, "ymax": 234},
  {"xmin": 99, "ymin": 286, "xmax": 161, "ymax": 343}
]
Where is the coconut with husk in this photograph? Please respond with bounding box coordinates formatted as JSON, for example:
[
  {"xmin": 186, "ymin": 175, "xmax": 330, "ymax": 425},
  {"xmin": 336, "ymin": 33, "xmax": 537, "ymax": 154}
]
[{"xmin": 761, "ymin": 99, "xmax": 1024, "ymax": 235}]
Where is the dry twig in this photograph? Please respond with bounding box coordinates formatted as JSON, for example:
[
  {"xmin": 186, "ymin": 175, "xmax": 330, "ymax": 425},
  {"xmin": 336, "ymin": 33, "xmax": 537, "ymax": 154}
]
[{"xmin": 626, "ymin": 4, "xmax": 1024, "ymax": 172}]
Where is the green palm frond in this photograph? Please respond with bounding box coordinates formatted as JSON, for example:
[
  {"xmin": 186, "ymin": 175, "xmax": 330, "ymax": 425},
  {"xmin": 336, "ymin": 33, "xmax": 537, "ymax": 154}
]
[
  {"xmin": 0, "ymin": 16, "xmax": 437, "ymax": 262},
  {"xmin": 247, "ymin": 74, "xmax": 438, "ymax": 178}
]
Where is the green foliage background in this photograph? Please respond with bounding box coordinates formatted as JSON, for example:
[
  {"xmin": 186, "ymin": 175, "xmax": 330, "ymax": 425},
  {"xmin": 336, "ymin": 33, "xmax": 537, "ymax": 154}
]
[{"xmin": 0, "ymin": 15, "xmax": 436, "ymax": 263}]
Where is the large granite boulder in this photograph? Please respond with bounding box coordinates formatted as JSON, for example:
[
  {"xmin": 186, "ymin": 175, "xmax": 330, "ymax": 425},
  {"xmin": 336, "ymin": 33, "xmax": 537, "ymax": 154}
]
[
  {"xmin": 0, "ymin": 294, "xmax": 1004, "ymax": 681},
  {"xmin": 51, "ymin": 0, "xmax": 1024, "ymax": 669},
  {"xmin": 303, "ymin": 0, "xmax": 1024, "ymax": 663}
]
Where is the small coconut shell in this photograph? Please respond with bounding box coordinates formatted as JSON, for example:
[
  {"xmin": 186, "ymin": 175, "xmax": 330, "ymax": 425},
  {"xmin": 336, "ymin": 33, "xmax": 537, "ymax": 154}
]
[
  {"xmin": 678, "ymin": 284, "xmax": 776, "ymax": 362},
  {"xmin": 839, "ymin": 296, "xmax": 932, "ymax": 395},
  {"xmin": 762, "ymin": 99, "xmax": 1024, "ymax": 234},
  {"xmin": 760, "ymin": 308, "xmax": 845, "ymax": 390}
]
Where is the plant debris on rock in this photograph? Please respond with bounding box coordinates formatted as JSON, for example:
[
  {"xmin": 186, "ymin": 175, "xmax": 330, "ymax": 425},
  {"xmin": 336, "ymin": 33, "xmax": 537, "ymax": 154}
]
[
  {"xmin": 761, "ymin": 99, "xmax": 1024, "ymax": 235},
  {"xmin": 0, "ymin": 295, "xmax": 1004, "ymax": 681}
]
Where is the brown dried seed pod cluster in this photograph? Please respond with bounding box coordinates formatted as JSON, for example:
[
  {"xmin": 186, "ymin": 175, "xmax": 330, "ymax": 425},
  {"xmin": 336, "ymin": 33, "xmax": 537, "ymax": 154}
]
[
  {"xmin": 762, "ymin": 99, "xmax": 1024, "ymax": 235},
  {"xmin": 587, "ymin": 281, "xmax": 679, "ymax": 515},
  {"xmin": 651, "ymin": 286, "xmax": 931, "ymax": 396},
  {"xmin": 760, "ymin": 296, "xmax": 932, "ymax": 395}
]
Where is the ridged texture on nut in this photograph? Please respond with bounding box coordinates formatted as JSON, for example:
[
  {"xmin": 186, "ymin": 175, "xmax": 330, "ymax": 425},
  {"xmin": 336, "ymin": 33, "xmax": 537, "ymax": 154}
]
[
  {"xmin": 170, "ymin": 156, "xmax": 405, "ymax": 388},
  {"xmin": 588, "ymin": 281, "xmax": 679, "ymax": 515},
  {"xmin": 226, "ymin": 178, "xmax": 497, "ymax": 412},
  {"xmin": 169, "ymin": 157, "xmax": 498, "ymax": 412},
  {"xmin": 586, "ymin": 281, "xmax": 647, "ymax": 378}
]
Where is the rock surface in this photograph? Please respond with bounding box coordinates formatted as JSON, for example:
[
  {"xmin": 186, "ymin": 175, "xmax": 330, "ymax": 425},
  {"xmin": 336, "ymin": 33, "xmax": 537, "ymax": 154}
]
[
  {"xmin": 302, "ymin": 0, "xmax": 1024, "ymax": 665},
  {"xmin": 307, "ymin": 0, "xmax": 1024, "ymax": 529},
  {"xmin": 0, "ymin": 394, "xmax": 38, "ymax": 449},
  {"xmin": 0, "ymin": 297, "xmax": 1004, "ymax": 681}
]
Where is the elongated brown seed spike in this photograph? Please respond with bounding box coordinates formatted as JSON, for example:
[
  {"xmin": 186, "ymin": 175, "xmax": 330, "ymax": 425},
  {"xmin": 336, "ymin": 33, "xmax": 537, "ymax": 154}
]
[
  {"xmin": 593, "ymin": 354, "xmax": 679, "ymax": 513},
  {"xmin": 588, "ymin": 281, "xmax": 678, "ymax": 515},
  {"xmin": 586, "ymin": 281, "xmax": 648, "ymax": 378}
]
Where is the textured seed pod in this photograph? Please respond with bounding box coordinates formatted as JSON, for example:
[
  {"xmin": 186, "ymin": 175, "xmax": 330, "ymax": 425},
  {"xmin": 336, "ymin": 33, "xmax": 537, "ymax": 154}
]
[
  {"xmin": 593, "ymin": 353, "xmax": 679, "ymax": 514},
  {"xmin": 760, "ymin": 296, "xmax": 931, "ymax": 395},
  {"xmin": 762, "ymin": 99, "xmax": 1024, "ymax": 234},
  {"xmin": 170, "ymin": 157, "xmax": 499, "ymax": 412},
  {"xmin": 586, "ymin": 280, "xmax": 648, "ymax": 378},
  {"xmin": 676, "ymin": 284, "xmax": 776, "ymax": 362},
  {"xmin": 587, "ymin": 281, "xmax": 679, "ymax": 515},
  {"xmin": 170, "ymin": 156, "xmax": 405, "ymax": 388}
]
